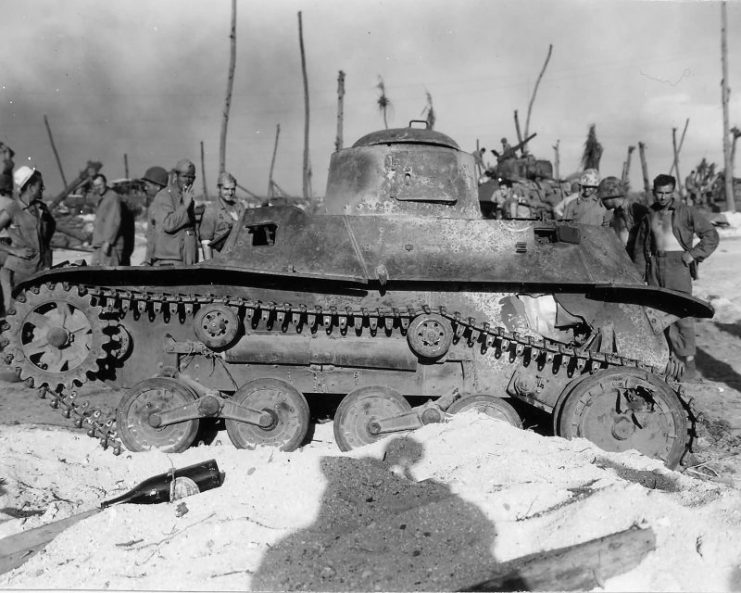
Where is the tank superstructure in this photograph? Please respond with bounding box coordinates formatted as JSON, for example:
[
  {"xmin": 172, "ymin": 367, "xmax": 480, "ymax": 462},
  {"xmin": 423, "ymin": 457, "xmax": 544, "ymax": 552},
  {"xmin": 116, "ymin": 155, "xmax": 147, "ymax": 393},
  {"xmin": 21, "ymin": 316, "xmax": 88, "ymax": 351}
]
[{"xmin": 1, "ymin": 124, "xmax": 712, "ymax": 467}]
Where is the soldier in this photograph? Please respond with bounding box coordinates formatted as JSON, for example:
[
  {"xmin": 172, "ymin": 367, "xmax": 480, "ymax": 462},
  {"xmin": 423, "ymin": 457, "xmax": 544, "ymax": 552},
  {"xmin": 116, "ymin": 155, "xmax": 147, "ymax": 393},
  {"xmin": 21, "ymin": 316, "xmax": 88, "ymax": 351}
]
[
  {"xmin": 632, "ymin": 174, "xmax": 719, "ymax": 380},
  {"xmin": 0, "ymin": 143, "xmax": 15, "ymax": 313},
  {"xmin": 598, "ymin": 176, "xmax": 648, "ymax": 255},
  {"xmin": 147, "ymin": 159, "xmax": 198, "ymax": 266},
  {"xmin": 491, "ymin": 137, "xmax": 515, "ymax": 162},
  {"xmin": 200, "ymin": 171, "xmax": 244, "ymax": 260},
  {"xmin": 139, "ymin": 166, "xmax": 168, "ymax": 266},
  {"xmin": 560, "ymin": 169, "xmax": 608, "ymax": 225},
  {"xmin": 0, "ymin": 166, "xmax": 56, "ymax": 313},
  {"xmin": 90, "ymin": 174, "xmax": 123, "ymax": 265}
]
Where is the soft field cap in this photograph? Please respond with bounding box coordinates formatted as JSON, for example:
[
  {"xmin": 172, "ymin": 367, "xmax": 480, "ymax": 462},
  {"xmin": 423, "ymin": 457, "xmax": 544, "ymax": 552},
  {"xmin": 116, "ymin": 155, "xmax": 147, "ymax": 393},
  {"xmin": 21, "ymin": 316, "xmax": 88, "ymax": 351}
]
[{"xmin": 13, "ymin": 165, "xmax": 36, "ymax": 191}]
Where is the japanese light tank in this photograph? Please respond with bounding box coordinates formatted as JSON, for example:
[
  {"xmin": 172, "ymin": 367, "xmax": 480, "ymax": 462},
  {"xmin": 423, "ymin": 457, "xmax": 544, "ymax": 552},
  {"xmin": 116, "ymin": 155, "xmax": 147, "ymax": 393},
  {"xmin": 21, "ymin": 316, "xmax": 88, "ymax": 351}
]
[{"xmin": 1, "ymin": 122, "xmax": 713, "ymax": 468}]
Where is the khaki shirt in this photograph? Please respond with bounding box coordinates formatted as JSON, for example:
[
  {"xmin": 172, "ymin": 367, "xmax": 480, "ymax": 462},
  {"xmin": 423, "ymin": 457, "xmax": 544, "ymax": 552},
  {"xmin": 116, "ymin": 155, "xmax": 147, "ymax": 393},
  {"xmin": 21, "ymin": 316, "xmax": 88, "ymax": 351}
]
[
  {"xmin": 148, "ymin": 186, "xmax": 198, "ymax": 265},
  {"xmin": 3, "ymin": 198, "xmax": 55, "ymax": 282},
  {"xmin": 200, "ymin": 198, "xmax": 244, "ymax": 250},
  {"xmin": 562, "ymin": 195, "xmax": 608, "ymax": 226}
]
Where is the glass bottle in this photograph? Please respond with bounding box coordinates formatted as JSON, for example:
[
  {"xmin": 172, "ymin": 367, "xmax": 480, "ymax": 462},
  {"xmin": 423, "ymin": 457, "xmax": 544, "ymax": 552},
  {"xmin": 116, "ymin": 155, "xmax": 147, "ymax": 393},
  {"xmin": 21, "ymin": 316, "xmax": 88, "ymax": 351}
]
[{"xmin": 100, "ymin": 459, "xmax": 224, "ymax": 508}]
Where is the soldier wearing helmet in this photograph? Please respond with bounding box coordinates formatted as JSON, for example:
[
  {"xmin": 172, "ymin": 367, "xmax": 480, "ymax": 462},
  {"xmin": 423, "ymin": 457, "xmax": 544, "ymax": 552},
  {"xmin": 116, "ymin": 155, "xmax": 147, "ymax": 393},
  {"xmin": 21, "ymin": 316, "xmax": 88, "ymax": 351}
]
[
  {"xmin": 139, "ymin": 166, "xmax": 168, "ymax": 266},
  {"xmin": 199, "ymin": 171, "xmax": 244, "ymax": 260},
  {"xmin": 598, "ymin": 176, "xmax": 648, "ymax": 250},
  {"xmin": 561, "ymin": 168, "xmax": 608, "ymax": 225},
  {"xmin": 147, "ymin": 159, "xmax": 198, "ymax": 266}
]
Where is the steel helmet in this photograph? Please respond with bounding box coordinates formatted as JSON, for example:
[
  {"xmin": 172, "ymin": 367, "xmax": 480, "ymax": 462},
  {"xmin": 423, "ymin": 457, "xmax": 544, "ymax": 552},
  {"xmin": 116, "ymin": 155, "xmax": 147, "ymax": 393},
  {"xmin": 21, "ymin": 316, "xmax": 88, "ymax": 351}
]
[
  {"xmin": 579, "ymin": 168, "xmax": 600, "ymax": 188},
  {"xmin": 598, "ymin": 176, "xmax": 624, "ymax": 200},
  {"xmin": 13, "ymin": 165, "xmax": 37, "ymax": 192},
  {"xmin": 142, "ymin": 166, "xmax": 168, "ymax": 187}
]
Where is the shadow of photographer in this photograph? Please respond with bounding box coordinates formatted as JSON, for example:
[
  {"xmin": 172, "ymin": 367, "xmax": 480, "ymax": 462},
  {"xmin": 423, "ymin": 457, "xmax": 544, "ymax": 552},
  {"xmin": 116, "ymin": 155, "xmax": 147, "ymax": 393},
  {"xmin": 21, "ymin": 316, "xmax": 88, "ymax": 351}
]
[{"xmin": 252, "ymin": 436, "xmax": 499, "ymax": 591}]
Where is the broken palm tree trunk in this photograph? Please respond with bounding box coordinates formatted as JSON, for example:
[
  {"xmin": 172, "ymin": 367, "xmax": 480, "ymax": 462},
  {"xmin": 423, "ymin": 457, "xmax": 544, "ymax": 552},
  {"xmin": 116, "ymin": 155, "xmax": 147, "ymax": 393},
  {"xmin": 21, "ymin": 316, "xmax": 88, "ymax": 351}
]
[
  {"xmin": 219, "ymin": 0, "xmax": 237, "ymax": 175},
  {"xmin": 523, "ymin": 43, "xmax": 553, "ymax": 143},
  {"xmin": 622, "ymin": 145, "xmax": 635, "ymax": 185},
  {"xmin": 43, "ymin": 114, "xmax": 67, "ymax": 188},
  {"xmin": 200, "ymin": 140, "xmax": 208, "ymax": 200},
  {"xmin": 721, "ymin": 1, "xmax": 736, "ymax": 211},
  {"xmin": 639, "ymin": 141, "xmax": 650, "ymax": 199},
  {"xmin": 669, "ymin": 118, "xmax": 689, "ymax": 195},
  {"xmin": 335, "ymin": 70, "xmax": 345, "ymax": 152},
  {"xmin": 298, "ymin": 11, "xmax": 312, "ymax": 199},
  {"xmin": 513, "ymin": 110, "xmax": 524, "ymax": 152},
  {"xmin": 268, "ymin": 124, "xmax": 281, "ymax": 199}
]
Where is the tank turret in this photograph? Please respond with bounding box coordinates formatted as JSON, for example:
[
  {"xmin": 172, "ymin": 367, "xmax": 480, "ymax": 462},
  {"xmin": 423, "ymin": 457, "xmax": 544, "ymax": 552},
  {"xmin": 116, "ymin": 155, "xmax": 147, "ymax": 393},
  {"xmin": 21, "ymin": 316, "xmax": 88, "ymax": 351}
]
[{"xmin": 325, "ymin": 124, "xmax": 480, "ymax": 218}]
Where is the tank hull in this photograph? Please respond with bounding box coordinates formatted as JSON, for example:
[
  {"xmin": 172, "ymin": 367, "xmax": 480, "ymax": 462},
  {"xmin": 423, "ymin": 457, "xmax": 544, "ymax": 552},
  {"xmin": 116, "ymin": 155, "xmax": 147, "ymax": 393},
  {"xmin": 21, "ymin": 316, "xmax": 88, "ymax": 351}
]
[{"xmin": 1, "ymin": 126, "xmax": 711, "ymax": 467}]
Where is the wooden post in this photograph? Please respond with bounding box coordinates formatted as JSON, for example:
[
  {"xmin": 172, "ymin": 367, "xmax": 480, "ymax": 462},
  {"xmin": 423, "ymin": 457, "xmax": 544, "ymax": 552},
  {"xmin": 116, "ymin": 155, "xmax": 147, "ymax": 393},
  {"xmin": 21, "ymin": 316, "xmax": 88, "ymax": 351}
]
[
  {"xmin": 219, "ymin": 0, "xmax": 237, "ymax": 175},
  {"xmin": 669, "ymin": 118, "xmax": 690, "ymax": 191},
  {"xmin": 43, "ymin": 114, "xmax": 67, "ymax": 188},
  {"xmin": 200, "ymin": 141, "xmax": 208, "ymax": 200},
  {"xmin": 298, "ymin": 11, "xmax": 312, "ymax": 199},
  {"xmin": 464, "ymin": 526, "xmax": 656, "ymax": 592},
  {"xmin": 722, "ymin": 2, "xmax": 736, "ymax": 211},
  {"xmin": 731, "ymin": 127, "xmax": 741, "ymax": 170},
  {"xmin": 639, "ymin": 141, "xmax": 650, "ymax": 199},
  {"xmin": 513, "ymin": 110, "xmax": 524, "ymax": 151},
  {"xmin": 671, "ymin": 127, "xmax": 683, "ymax": 195},
  {"xmin": 524, "ymin": 43, "xmax": 553, "ymax": 142},
  {"xmin": 268, "ymin": 124, "xmax": 281, "ymax": 199},
  {"xmin": 552, "ymin": 140, "xmax": 560, "ymax": 180},
  {"xmin": 123, "ymin": 153, "xmax": 129, "ymax": 179},
  {"xmin": 621, "ymin": 145, "xmax": 635, "ymax": 185},
  {"xmin": 335, "ymin": 70, "xmax": 345, "ymax": 153}
]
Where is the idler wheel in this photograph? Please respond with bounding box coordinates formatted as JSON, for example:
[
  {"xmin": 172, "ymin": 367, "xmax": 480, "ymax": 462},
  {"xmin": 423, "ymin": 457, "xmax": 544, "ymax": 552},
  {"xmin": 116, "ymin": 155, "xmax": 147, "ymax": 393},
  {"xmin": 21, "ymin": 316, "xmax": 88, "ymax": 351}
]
[
  {"xmin": 6, "ymin": 283, "xmax": 109, "ymax": 389},
  {"xmin": 225, "ymin": 378, "xmax": 309, "ymax": 451},
  {"xmin": 333, "ymin": 385, "xmax": 412, "ymax": 452},
  {"xmin": 193, "ymin": 304, "xmax": 240, "ymax": 350},
  {"xmin": 447, "ymin": 394, "xmax": 523, "ymax": 428},
  {"xmin": 407, "ymin": 313, "xmax": 453, "ymax": 362},
  {"xmin": 116, "ymin": 377, "xmax": 200, "ymax": 453},
  {"xmin": 556, "ymin": 368, "xmax": 689, "ymax": 469}
]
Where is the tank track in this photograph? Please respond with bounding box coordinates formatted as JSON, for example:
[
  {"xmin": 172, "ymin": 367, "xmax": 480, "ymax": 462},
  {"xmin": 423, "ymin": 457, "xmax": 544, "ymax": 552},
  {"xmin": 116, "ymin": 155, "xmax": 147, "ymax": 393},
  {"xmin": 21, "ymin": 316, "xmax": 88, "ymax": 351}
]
[{"xmin": 1, "ymin": 282, "xmax": 698, "ymax": 457}]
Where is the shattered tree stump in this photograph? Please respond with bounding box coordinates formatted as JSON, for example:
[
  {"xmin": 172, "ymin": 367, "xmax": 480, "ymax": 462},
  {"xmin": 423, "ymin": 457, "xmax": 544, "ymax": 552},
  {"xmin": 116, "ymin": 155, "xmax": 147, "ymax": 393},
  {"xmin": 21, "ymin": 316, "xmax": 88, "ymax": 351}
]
[{"xmin": 462, "ymin": 525, "xmax": 656, "ymax": 592}]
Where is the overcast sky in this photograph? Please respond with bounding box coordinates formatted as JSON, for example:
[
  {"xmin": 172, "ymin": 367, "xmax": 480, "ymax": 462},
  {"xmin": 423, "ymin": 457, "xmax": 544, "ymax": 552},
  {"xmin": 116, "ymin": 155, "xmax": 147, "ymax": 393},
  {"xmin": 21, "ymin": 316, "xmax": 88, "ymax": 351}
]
[{"xmin": 2, "ymin": 0, "xmax": 741, "ymax": 198}]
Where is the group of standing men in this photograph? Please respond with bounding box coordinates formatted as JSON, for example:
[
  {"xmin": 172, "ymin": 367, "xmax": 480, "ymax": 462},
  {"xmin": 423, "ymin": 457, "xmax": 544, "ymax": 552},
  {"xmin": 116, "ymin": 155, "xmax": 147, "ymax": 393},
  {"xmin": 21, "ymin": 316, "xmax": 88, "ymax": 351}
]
[
  {"xmin": 143, "ymin": 159, "xmax": 243, "ymax": 266},
  {"xmin": 0, "ymin": 147, "xmax": 245, "ymax": 315},
  {"xmin": 559, "ymin": 169, "xmax": 719, "ymax": 379}
]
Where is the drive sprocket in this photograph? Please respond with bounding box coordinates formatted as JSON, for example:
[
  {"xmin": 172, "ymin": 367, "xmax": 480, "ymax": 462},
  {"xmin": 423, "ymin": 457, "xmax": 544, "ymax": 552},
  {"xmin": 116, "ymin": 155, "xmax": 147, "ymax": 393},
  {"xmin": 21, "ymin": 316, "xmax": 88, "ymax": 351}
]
[{"xmin": 5, "ymin": 283, "xmax": 110, "ymax": 389}]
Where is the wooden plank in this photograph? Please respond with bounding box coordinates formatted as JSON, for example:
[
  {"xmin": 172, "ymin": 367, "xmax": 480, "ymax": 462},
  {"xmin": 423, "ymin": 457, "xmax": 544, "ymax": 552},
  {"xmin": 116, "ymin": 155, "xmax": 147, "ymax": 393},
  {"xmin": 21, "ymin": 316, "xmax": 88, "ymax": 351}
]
[
  {"xmin": 462, "ymin": 525, "xmax": 656, "ymax": 592},
  {"xmin": 0, "ymin": 508, "xmax": 100, "ymax": 576}
]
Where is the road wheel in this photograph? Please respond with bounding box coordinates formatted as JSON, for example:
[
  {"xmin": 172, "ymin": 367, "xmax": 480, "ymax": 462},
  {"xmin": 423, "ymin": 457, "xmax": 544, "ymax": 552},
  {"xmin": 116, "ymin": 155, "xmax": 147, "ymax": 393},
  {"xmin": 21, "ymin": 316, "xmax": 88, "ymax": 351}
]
[
  {"xmin": 333, "ymin": 385, "xmax": 412, "ymax": 452},
  {"xmin": 116, "ymin": 377, "xmax": 200, "ymax": 453},
  {"xmin": 448, "ymin": 394, "xmax": 522, "ymax": 428},
  {"xmin": 407, "ymin": 314, "xmax": 453, "ymax": 361},
  {"xmin": 225, "ymin": 378, "xmax": 309, "ymax": 451},
  {"xmin": 557, "ymin": 368, "xmax": 689, "ymax": 468}
]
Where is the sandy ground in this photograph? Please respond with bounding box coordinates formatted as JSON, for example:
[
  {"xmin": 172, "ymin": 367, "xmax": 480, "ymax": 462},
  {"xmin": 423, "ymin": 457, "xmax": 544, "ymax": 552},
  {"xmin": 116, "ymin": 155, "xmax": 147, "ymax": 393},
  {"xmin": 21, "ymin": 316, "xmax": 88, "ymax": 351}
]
[{"xmin": 1, "ymin": 219, "xmax": 741, "ymax": 591}]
